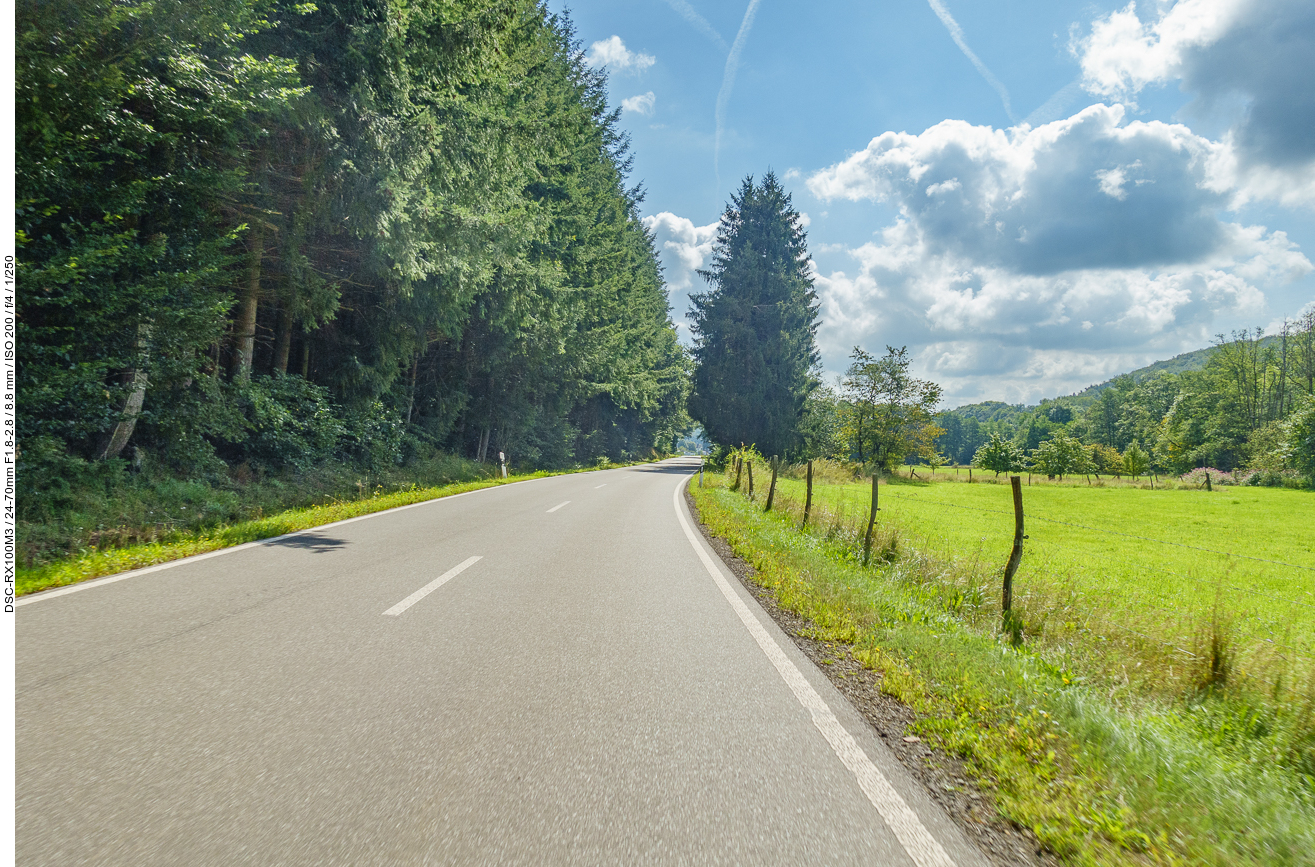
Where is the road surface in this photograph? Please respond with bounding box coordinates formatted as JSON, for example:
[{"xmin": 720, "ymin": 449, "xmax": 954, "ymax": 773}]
[{"xmin": 17, "ymin": 458, "xmax": 989, "ymax": 866}]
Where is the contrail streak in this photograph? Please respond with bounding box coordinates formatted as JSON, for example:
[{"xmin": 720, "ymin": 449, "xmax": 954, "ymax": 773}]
[
  {"xmin": 926, "ymin": 0, "xmax": 1016, "ymax": 123},
  {"xmin": 1023, "ymin": 77, "xmax": 1084, "ymax": 127},
  {"xmin": 715, "ymin": 0, "xmax": 763, "ymax": 190},
  {"xmin": 662, "ymin": 0, "xmax": 729, "ymax": 52}
]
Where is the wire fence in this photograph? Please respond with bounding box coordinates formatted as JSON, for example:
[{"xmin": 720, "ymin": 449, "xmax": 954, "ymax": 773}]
[{"xmin": 721, "ymin": 457, "xmax": 1315, "ymax": 679}]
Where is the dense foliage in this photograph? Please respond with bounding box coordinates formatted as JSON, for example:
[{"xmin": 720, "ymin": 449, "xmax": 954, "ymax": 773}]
[
  {"xmin": 934, "ymin": 319, "xmax": 1315, "ymax": 485},
  {"xmin": 837, "ymin": 346, "xmax": 942, "ymax": 472},
  {"xmin": 688, "ymin": 172, "xmax": 819, "ymax": 458},
  {"xmin": 16, "ymin": 0, "xmax": 689, "ymax": 497}
]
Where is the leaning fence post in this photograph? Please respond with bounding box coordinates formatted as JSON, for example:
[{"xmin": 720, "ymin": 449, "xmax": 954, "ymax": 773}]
[
  {"xmin": 764, "ymin": 456, "xmax": 779, "ymax": 511},
  {"xmin": 1003, "ymin": 475, "xmax": 1024, "ymax": 615},
  {"xmin": 862, "ymin": 473, "xmax": 879, "ymax": 565},
  {"xmin": 747, "ymin": 461, "xmax": 754, "ymax": 499},
  {"xmin": 802, "ymin": 460, "xmax": 814, "ymax": 528},
  {"xmin": 732, "ymin": 457, "xmax": 743, "ymax": 491}
]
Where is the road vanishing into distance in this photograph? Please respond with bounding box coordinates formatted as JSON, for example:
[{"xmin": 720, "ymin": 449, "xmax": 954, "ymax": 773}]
[{"xmin": 17, "ymin": 458, "xmax": 989, "ymax": 866}]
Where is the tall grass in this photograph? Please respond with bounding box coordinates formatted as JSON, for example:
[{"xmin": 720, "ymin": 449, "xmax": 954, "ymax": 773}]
[{"xmin": 693, "ymin": 467, "xmax": 1315, "ymax": 865}]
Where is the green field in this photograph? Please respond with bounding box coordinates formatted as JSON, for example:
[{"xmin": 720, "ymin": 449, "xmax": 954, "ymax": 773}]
[
  {"xmin": 769, "ymin": 472, "xmax": 1315, "ymax": 667},
  {"xmin": 694, "ymin": 471, "xmax": 1315, "ymax": 865}
]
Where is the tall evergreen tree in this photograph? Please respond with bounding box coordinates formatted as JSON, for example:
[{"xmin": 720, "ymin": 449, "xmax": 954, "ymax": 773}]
[{"xmin": 688, "ymin": 173, "xmax": 819, "ymax": 457}]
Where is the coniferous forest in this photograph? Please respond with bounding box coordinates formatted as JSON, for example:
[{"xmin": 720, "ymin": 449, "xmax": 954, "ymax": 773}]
[{"xmin": 16, "ymin": 0, "xmax": 691, "ymax": 560}]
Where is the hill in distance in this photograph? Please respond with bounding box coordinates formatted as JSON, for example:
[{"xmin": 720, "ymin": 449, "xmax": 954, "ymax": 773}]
[{"xmin": 947, "ymin": 335, "xmax": 1282, "ymax": 417}]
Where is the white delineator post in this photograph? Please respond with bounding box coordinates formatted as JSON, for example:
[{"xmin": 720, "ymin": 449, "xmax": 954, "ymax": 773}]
[{"xmin": 499, "ymin": 451, "xmax": 507, "ymax": 479}]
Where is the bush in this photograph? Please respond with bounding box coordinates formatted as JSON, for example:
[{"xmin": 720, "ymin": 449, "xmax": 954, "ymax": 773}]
[
  {"xmin": 337, "ymin": 400, "xmax": 406, "ymax": 470},
  {"xmin": 225, "ymin": 374, "xmax": 345, "ymax": 472},
  {"xmin": 1287, "ymin": 396, "xmax": 1315, "ymax": 486},
  {"xmin": 1181, "ymin": 467, "xmax": 1236, "ymax": 486},
  {"xmin": 1234, "ymin": 468, "xmax": 1303, "ymax": 488}
]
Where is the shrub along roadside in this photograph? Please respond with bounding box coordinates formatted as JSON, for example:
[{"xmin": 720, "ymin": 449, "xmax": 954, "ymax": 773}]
[{"xmin": 689, "ymin": 473, "xmax": 1315, "ymax": 866}]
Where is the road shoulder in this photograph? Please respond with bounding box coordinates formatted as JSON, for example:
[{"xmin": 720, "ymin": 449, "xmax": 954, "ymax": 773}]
[{"xmin": 683, "ymin": 483, "xmax": 1059, "ymax": 867}]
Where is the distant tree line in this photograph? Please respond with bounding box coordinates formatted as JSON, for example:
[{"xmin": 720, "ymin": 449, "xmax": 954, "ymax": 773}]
[
  {"xmin": 17, "ymin": 0, "xmax": 689, "ymax": 484},
  {"xmin": 935, "ymin": 316, "xmax": 1315, "ymax": 485}
]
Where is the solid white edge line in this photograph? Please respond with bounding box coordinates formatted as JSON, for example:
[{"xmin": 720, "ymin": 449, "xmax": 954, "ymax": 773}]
[
  {"xmin": 15, "ymin": 472, "xmax": 567, "ymax": 607},
  {"xmin": 673, "ymin": 473, "xmax": 956, "ymax": 867},
  {"xmin": 546, "ymin": 501, "xmax": 570, "ymax": 513},
  {"xmin": 382, "ymin": 556, "xmax": 482, "ymax": 616}
]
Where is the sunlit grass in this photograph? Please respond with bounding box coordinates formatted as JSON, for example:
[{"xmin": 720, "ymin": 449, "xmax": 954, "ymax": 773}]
[
  {"xmin": 692, "ymin": 472, "xmax": 1315, "ymax": 866},
  {"xmin": 774, "ymin": 473, "xmax": 1315, "ymax": 662},
  {"xmin": 17, "ymin": 470, "xmax": 565, "ymax": 596}
]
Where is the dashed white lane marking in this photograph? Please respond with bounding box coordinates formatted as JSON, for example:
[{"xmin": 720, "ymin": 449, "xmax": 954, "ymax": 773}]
[
  {"xmin": 547, "ymin": 501, "xmax": 571, "ymax": 513},
  {"xmin": 594, "ymin": 484, "xmax": 606, "ymax": 489},
  {"xmin": 672, "ymin": 476, "xmax": 955, "ymax": 867},
  {"xmin": 382, "ymin": 556, "xmax": 482, "ymax": 617},
  {"xmin": 16, "ymin": 473, "xmax": 567, "ymax": 607}
]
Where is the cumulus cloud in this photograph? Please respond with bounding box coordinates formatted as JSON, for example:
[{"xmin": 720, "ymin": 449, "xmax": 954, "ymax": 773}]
[
  {"xmin": 806, "ymin": 104, "xmax": 1311, "ymax": 404},
  {"xmin": 622, "ymin": 92, "xmax": 656, "ymax": 115},
  {"xmin": 809, "ymin": 104, "xmax": 1232, "ymax": 274},
  {"xmin": 641, "ymin": 212, "xmax": 720, "ymax": 339},
  {"xmin": 1074, "ymin": 0, "xmax": 1315, "ymax": 207},
  {"xmin": 586, "ymin": 36, "xmax": 656, "ymax": 72}
]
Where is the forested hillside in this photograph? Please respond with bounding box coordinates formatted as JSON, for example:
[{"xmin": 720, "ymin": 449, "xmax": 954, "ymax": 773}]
[
  {"xmin": 933, "ymin": 321, "xmax": 1315, "ymax": 481},
  {"xmin": 16, "ymin": 0, "xmax": 690, "ymax": 562}
]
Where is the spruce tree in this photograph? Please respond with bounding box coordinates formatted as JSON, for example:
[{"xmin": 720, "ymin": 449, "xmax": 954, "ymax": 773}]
[{"xmin": 689, "ymin": 173, "xmax": 819, "ymax": 456}]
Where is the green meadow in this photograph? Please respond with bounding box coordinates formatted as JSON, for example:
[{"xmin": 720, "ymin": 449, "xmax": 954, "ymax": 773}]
[
  {"xmin": 768, "ymin": 470, "xmax": 1315, "ymax": 675},
  {"xmin": 696, "ymin": 465, "xmax": 1315, "ymax": 865}
]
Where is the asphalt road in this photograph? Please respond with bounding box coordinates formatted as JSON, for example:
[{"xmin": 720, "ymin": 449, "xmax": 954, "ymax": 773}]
[{"xmin": 17, "ymin": 458, "xmax": 990, "ymax": 866}]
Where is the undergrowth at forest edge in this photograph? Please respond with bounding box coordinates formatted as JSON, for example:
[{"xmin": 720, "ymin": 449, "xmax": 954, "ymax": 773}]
[{"xmin": 691, "ymin": 469, "xmax": 1315, "ymax": 866}]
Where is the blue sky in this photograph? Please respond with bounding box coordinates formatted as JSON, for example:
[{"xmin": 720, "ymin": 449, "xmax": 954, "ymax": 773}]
[{"xmin": 553, "ymin": 0, "xmax": 1315, "ymax": 407}]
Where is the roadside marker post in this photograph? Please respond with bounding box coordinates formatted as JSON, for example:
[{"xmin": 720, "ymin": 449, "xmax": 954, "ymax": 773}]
[{"xmin": 499, "ymin": 451, "xmax": 507, "ymax": 479}]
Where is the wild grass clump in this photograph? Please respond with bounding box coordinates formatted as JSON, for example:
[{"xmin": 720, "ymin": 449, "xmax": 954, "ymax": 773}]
[{"xmin": 694, "ymin": 474, "xmax": 1315, "ymax": 865}]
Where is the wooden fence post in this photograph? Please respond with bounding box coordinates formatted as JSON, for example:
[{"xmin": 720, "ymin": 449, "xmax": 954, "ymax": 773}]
[
  {"xmin": 747, "ymin": 461, "xmax": 754, "ymax": 499},
  {"xmin": 1205, "ymin": 471, "xmax": 1212, "ymax": 492},
  {"xmin": 802, "ymin": 460, "xmax": 814, "ymax": 528},
  {"xmin": 764, "ymin": 457, "xmax": 780, "ymax": 511},
  {"xmin": 862, "ymin": 473, "xmax": 879, "ymax": 565},
  {"xmin": 1002, "ymin": 475, "xmax": 1024, "ymax": 615},
  {"xmin": 732, "ymin": 457, "xmax": 742, "ymax": 491}
]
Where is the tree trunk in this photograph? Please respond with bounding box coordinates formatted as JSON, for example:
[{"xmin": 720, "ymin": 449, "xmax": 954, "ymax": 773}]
[
  {"xmin": 97, "ymin": 323, "xmax": 151, "ymax": 460},
  {"xmin": 273, "ymin": 303, "xmax": 292, "ymax": 374},
  {"xmin": 231, "ymin": 225, "xmax": 263, "ymax": 382},
  {"xmin": 477, "ymin": 427, "xmax": 491, "ymax": 463},
  {"xmin": 406, "ymin": 353, "xmax": 419, "ymax": 426}
]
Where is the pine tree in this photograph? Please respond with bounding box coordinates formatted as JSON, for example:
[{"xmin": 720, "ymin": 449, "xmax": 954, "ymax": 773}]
[{"xmin": 688, "ymin": 173, "xmax": 819, "ymax": 457}]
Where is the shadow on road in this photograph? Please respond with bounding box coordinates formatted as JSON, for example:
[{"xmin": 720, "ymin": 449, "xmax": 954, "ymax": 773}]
[{"xmin": 267, "ymin": 533, "xmax": 350, "ymax": 553}]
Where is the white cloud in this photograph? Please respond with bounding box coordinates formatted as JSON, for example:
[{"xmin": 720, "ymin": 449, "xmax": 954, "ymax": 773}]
[
  {"xmin": 1075, "ymin": 0, "xmax": 1248, "ymax": 100},
  {"xmin": 642, "ymin": 212, "xmax": 721, "ymax": 341},
  {"xmin": 1074, "ymin": 0, "xmax": 1315, "ymax": 208},
  {"xmin": 808, "ymin": 104, "xmax": 1233, "ymax": 274},
  {"xmin": 805, "ymin": 103, "xmax": 1311, "ymax": 405},
  {"xmin": 622, "ymin": 92, "xmax": 656, "ymax": 116},
  {"xmin": 586, "ymin": 36, "xmax": 656, "ymax": 72}
]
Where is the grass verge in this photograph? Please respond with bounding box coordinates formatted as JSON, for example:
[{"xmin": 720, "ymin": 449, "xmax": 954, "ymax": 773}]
[{"xmin": 691, "ymin": 469, "xmax": 1315, "ymax": 866}]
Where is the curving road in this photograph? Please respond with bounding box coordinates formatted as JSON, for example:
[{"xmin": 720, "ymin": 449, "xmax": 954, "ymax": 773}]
[{"xmin": 17, "ymin": 458, "xmax": 989, "ymax": 866}]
